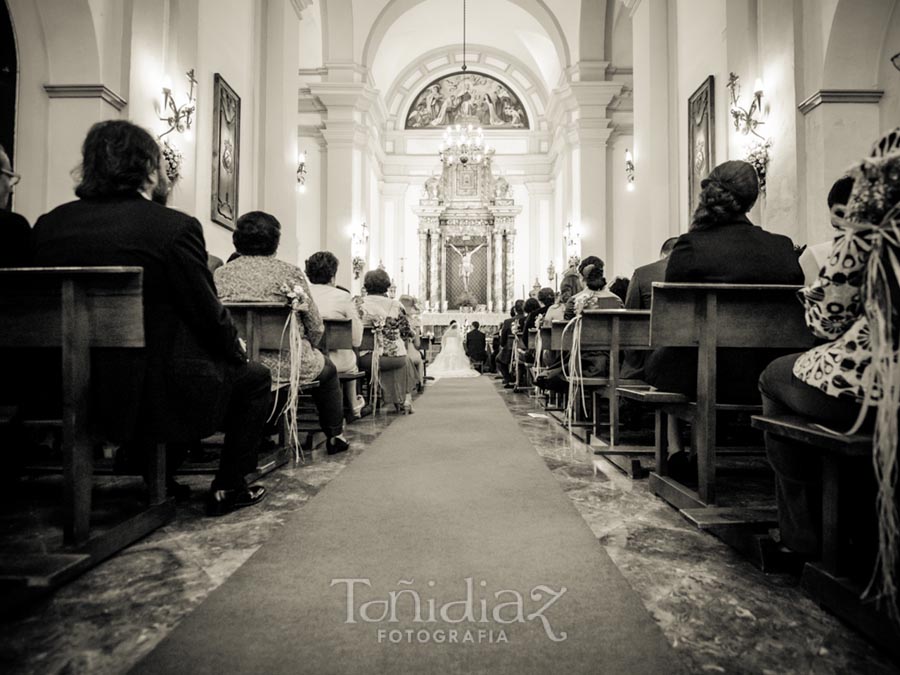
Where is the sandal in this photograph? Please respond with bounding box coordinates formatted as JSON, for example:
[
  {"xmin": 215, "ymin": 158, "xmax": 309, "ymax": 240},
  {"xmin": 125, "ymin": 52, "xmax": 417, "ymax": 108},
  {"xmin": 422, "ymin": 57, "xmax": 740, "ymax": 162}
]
[{"xmin": 206, "ymin": 484, "xmax": 267, "ymax": 516}]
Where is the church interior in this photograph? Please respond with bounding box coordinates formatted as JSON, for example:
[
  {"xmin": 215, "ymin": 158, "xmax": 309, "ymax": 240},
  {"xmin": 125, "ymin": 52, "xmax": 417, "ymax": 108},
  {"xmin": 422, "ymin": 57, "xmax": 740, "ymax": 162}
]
[{"xmin": 2, "ymin": 0, "xmax": 900, "ymax": 672}]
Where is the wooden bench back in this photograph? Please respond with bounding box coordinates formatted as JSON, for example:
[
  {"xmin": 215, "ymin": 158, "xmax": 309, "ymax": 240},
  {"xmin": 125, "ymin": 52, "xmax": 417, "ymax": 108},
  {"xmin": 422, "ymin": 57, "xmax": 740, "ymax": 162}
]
[
  {"xmin": 222, "ymin": 303, "xmax": 290, "ymax": 360},
  {"xmin": 0, "ymin": 267, "xmax": 145, "ymax": 348},
  {"xmin": 650, "ymin": 283, "xmax": 814, "ymax": 349},
  {"xmin": 321, "ymin": 319, "xmax": 353, "ymax": 352},
  {"xmin": 554, "ymin": 310, "xmax": 651, "ymax": 351}
]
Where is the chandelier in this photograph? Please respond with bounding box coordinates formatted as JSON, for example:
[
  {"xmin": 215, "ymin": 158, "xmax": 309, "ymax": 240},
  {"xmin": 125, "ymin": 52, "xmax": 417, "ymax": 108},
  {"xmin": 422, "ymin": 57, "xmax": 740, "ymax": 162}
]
[
  {"xmin": 440, "ymin": 124, "xmax": 492, "ymax": 165},
  {"xmin": 438, "ymin": 0, "xmax": 492, "ymax": 166}
]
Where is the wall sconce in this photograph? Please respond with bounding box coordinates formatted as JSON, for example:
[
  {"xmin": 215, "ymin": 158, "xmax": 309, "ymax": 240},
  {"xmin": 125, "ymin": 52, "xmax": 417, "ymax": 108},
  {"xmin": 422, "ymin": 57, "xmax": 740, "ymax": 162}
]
[
  {"xmin": 624, "ymin": 149, "xmax": 635, "ymax": 191},
  {"xmin": 727, "ymin": 72, "xmax": 765, "ymax": 139},
  {"xmin": 159, "ymin": 69, "xmax": 197, "ymax": 139},
  {"xmin": 296, "ymin": 150, "xmax": 308, "ymax": 194}
]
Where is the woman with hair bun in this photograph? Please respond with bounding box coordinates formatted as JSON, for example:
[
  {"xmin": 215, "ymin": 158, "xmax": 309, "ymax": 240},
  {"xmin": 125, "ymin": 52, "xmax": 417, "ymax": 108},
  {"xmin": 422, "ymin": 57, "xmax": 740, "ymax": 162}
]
[{"xmin": 645, "ymin": 160, "xmax": 803, "ymax": 472}]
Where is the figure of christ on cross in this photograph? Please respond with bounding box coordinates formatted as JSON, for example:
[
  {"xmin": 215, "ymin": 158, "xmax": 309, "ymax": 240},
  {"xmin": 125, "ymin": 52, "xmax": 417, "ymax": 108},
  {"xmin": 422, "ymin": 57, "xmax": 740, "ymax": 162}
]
[{"xmin": 448, "ymin": 242, "xmax": 486, "ymax": 292}]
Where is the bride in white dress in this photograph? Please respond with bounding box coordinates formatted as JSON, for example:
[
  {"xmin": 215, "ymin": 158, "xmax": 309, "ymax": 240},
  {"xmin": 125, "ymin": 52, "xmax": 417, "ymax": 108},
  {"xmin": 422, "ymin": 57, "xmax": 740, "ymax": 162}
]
[{"xmin": 428, "ymin": 321, "xmax": 480, "ymax": 379}]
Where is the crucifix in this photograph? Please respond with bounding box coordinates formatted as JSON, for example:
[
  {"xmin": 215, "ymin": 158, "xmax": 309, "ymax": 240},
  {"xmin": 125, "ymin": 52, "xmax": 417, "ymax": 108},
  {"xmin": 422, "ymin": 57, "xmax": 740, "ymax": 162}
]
[{"xmin": 448, "ymin": 242, "xmax": 485, "ymax": 292}]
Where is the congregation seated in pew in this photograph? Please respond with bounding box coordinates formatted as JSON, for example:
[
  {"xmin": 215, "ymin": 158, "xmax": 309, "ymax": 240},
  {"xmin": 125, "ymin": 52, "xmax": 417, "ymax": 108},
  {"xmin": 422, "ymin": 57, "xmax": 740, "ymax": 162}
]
[
  {"xmin": 536, "ymin": 256, "xmax": 623, "ymax": 394},
  {"xmin": 759, "ymin": 127, "xmax": 900, "ymax": 574},
  {"xmin": 305, "ymin": 250, "xmax": 367, "ymax": 419},
  {"xmin": 31, "ymin": 120, "xmax": 270, "ymax": 516},
  {"xmin": 215, "ymin": 211, "xmax": 350, "ymax": 456},
  {"xmin": 643, "ymin": 159, "xmax": 804, "ymax": 478},
  {"xmin": 358, "ymin": 269, "xmax": 419, "ymax": 414}
]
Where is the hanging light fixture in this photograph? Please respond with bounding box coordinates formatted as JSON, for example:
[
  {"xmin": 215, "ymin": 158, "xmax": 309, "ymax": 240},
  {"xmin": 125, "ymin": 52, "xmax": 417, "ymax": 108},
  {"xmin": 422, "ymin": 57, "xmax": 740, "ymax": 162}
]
[{"xmin": 438, "ymin": 0, "xmax": 493, "ymax": 166}]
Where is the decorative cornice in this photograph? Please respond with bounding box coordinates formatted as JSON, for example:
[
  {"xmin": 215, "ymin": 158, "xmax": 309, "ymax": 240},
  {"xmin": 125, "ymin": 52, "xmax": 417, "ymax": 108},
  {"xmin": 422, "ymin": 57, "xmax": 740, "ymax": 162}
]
[
  {"xmin": 43, "ymin": 84, "xmax": 127, "ymax": 110},
  {"xmin": 798, "ymin": 88, "xmax": 884, "ymax": 115}
]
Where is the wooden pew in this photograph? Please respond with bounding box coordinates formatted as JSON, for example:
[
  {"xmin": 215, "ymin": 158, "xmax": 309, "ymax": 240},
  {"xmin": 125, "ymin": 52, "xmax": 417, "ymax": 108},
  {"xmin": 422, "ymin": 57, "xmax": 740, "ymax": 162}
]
[
  {"xmin": 749, "ymin": 415, "xmax": 898, "ymax": 653},
  {"xmin": 558, "ymin": 310, "xmax": 653, "ymax": 477},
  {"xmin": 222, "ymin": 302, "xmax": 317, "ymax": 460},
  {"xmin": 547, "ymin": 319, "xmax": 600, "ymax": 440},
  {"xmin": 618, "ymin": 283, "xmax": 814, "ymax": 509},
  {"xmin": 0, "ymin": 267, "xmax": 174, "ymax": 601}
]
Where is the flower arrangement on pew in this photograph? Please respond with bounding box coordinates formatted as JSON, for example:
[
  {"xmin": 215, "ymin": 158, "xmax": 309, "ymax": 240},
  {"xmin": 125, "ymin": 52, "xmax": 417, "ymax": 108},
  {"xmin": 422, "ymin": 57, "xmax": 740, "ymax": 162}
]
[{"xmin": 272, "ymin": 280, "xmax": 309, "ymax": 461}]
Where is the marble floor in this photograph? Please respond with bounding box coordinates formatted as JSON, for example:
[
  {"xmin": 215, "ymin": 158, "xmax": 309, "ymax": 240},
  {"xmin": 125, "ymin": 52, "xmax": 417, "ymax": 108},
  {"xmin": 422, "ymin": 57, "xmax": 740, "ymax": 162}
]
[{"xmin": 0, "ymin": 379, "xmax": 897, "ymax": 674}]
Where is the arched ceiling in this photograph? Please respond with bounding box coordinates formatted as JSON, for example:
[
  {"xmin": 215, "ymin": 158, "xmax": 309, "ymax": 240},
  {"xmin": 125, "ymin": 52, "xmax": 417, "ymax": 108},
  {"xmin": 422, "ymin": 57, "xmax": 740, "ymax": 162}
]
[{"xmin": 363, "ymin": 0, "xmax": 568, "ymax": 93}]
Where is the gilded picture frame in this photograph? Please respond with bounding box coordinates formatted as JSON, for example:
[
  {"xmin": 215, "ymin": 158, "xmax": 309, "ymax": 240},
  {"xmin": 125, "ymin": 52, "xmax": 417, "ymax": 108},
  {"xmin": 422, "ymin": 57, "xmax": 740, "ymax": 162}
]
[
  {"xmin": 688, "ymin": 75, "xmax": 715, "ymax": 220},
  {"xmin": 211, "ymin": 73, "xmax": 241, "ymax": 230}
]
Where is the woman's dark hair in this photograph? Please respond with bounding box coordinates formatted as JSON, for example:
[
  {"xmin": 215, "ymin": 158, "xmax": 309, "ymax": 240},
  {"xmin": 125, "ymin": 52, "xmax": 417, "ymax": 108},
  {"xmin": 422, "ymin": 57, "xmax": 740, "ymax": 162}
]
[
  {"xmin": 306, "ymin": 251, "xmax": 339, "ymax": 284},
  {"xmin": 827, "ymin": 175, "xmax": 854, "ymax": 210},
  {"xmin": 233, "ymin": 211, "xmax": 281, "ymax": 256},
  {"xmin": 523, "ymin": 298, "xmax": 541, "ymax": 314},
  {"xmin": 364, "ymin": 268, "xmax": 392, "ymax": 295},
  {"xmin": 512, "ymin": 299, "xmax": 525, "ymax": 317},
  {"xmin": 559, "ymin": 272, "xmax": 582, "ymax": 303},
  {"xmin": 75, "ymin": 120, "xmax": 161, "ymax": 199},
  {"xmin": 537, "ymin": 287, "xmax": 555, "ymax": 307},
  {"xmin": 690, "ymin": 160, "xmax": 759, "ymax": 231},
  {"xmin": 450, "ymin": 320, "xmax": 458, "ymax": 327},
  {"xmin": 578, "ymin": 255, "xmax": 608, "ymax": 291},
  {"xmin": 609, "ymin": 276, "xmax": 629, "ymax": 301}
]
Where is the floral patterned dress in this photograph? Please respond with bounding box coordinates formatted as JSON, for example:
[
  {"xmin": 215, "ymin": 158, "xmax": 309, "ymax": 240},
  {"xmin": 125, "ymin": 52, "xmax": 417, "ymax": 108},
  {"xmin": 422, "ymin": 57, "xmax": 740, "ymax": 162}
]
[
  {"xmin": 215, "ymin": 255, "xmax": 325, "ymax": 388},
  {"xmin": 793, "ymin": 133, "xmax": 900, "ymax": 403}
]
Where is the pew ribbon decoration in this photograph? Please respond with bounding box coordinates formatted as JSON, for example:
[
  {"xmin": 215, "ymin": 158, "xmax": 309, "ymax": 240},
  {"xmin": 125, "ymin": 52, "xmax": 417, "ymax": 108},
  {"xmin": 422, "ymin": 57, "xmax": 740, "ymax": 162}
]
[
  {"xmin": 533, "ymin": 327, "xmax": 544, "ymax": 379},
  {"xmin": 271, "ymin": 281, "xmax": 308, "ymax": 462},
  {"xmin": 368, "ymin": 317, "xmax": 386, "ymax": 413},
  {"xmin": 827, "ymin": 145, "xmax": 900, "ymax": 620},
  {"xmin": 560, "ymin": 315, "xmax": 588, "ymax": 431}
]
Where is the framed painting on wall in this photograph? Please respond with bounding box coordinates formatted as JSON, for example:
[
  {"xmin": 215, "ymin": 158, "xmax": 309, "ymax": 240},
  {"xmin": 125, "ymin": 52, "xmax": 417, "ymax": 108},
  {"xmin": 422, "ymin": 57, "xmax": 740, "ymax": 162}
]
[
  {"xmin": 211, "ymin": 73, "xmax": 240, "ymax": 230},
  {"xmin": 688, "ymin": 75, "xmax": 714, "ymax": 220}
]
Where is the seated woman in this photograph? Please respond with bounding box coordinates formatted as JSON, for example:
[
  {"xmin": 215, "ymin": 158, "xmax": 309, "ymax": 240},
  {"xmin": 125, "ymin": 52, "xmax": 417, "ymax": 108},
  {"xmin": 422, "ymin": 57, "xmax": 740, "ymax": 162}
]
[
  {"xmin": 399, "ymin": 294, "xmax": 425, "ymax": 389},
  {"xmin": 537, "ymin": 257, "xmax": 622, "ymax": 394},
  {"xmin": 359, "ymin": 269, "xmax": 418, "ymax": 414},
  {"xmin": 759, "ymin": 128, "xmax": 900, "ymax": 574},
  {"xmin": 305, "ymin": 251, "xmax": 366, "ymax": 419},
  {"xmin": 644, "ymin": 159, "xmax": 803, "ymax": 470},
  {"xmin": 215, "ymin": 211, "xmax": 349, "ymax": 455}
]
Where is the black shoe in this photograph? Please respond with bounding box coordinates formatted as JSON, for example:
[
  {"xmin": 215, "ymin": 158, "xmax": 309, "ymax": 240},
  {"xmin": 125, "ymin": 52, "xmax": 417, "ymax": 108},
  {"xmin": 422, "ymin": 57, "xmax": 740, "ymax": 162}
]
[
  {"xmin": 206, "ymin": 484, "xmax": 266, "ymax": 516},
  {"xmin": 327, "ymin": 436, "xmax": 350, "ymax": 455},
  {"xmin": 166, "ymin": 478, "xmax": 192, "ymax": 502},
  {"xmin": 666, "ymin": 452, "xmax": 697, "ymax": 486}
]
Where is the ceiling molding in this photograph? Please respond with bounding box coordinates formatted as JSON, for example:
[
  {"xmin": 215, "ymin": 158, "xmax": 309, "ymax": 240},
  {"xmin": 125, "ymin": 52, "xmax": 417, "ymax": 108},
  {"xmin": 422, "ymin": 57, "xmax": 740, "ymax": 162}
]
[
  {"xmin": 798, "ymin": 89, "xmax": 884, "ymax": 115},
  {"xmin": 43, "ymin": 84, "xmax": 127, "ymax": 111}
]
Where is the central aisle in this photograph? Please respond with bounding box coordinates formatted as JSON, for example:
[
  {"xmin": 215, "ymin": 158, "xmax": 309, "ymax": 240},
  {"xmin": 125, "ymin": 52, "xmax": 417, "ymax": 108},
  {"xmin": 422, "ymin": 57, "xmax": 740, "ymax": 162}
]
[{"xmin": 133, "ymin": 378, "xmax": 679, "ymax": 674}]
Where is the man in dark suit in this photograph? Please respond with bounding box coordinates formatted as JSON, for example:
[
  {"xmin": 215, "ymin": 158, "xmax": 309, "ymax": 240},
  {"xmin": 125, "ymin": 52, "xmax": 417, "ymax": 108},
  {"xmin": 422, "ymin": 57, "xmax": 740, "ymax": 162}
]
[
  {"xmin": 31, "ymin": 120, "xmax": 270, "ymax": 516},
  {"xmin": 619, "ymin": 236, "xmax": 678, "ymax": 380},
  {"xmin": 0, "ymin": 144, "xmax": 31, "ymax": 267},
  {"xmin": 465, "ymin": 321, "xmax": 487, "ymax": 369}
]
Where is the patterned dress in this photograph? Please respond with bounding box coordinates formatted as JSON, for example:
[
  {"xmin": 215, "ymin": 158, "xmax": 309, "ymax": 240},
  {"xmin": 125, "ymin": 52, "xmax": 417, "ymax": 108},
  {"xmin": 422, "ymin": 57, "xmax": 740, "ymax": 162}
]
[
  {"xmin": 793, "ymin": 137, "xmax": 900, "ymax": 403},
  {"xmin": 215, "ymin": 255, "xmax": 325, "ymax": 388}
]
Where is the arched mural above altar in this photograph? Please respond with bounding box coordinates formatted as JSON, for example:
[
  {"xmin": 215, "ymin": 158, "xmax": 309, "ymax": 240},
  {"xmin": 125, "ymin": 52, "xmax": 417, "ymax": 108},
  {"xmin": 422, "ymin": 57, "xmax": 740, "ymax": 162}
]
[{"xmin": 405, "ymin": 72, "xmax": 530, "ymax": 130}]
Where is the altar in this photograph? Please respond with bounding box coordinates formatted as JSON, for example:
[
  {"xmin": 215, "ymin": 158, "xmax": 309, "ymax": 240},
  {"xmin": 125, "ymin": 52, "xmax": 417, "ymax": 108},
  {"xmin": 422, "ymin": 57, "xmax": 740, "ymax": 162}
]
[
  {"xmin": 414, "ymin": 137, "xmax": 521, "ymax": 314},
  {"xmin": 420, "ymin": 311, "xmax": 508, "ymax": 328}
]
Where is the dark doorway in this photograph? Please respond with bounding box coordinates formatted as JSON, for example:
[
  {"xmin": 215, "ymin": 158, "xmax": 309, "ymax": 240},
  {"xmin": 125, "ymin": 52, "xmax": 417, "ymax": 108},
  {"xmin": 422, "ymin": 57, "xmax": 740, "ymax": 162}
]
[{"xmin": 0, "ymin": 0, "xmax": 17, "ymax": 166}]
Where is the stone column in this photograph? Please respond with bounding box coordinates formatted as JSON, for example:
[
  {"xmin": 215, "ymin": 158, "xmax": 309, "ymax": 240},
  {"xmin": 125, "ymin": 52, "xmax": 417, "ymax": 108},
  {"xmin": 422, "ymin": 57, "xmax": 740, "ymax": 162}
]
[
  {"xmin": 440, "ymin": 232, "xmax": 447, "ymax": 311},
  {"xmin": 418, "ymin": 231, "xmax": 428, "ymax": 302},
  {"xmin": 485, "ymin": 230, "xmax": 493, "ymax": 312},
  {"xmin": 505, "ymin": 229, "xmax": 516, "ymax": 310},
  {"xmin": 429, "ymin": 231, "xmax": 440, "ymax": 310},
  {"xmin": 493, "ymin": 228, "xmax": 504, "ymax": 312}
]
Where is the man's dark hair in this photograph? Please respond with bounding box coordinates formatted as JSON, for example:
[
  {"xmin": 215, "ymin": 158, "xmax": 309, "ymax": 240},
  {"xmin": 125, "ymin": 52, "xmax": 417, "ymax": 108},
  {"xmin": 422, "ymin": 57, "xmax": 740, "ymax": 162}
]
[
  {"xmin": 537, "ymin": 287, "xmax": 555, "ymax": 307},
  {"xmin": 513, "ymin": 299, "xmax": 525, "ymax": 317},
  {"xmin": 471, "ymin": 321, "xmax": 480, "ymax": 329},
  {"xmin": 306, "ymin": 251, "xmax": 339, "ymax": 284},
  {"xmin": 660, "ymin": 236, "xmax": 678, "ymax": 256},
  {"xmin": 523, "ymin": 298, "xmax": 540, "ymax": 313},
  {"xmin": 233, "ymin": 211, "xmax": 281, "ymax": 256},
  {"xmin": 75, "ymin": 120, "xmax": 161, "ymax": 199},
  {"xmin": 364, "ymin": 268, "xmax": 392, "ymax": 294}
]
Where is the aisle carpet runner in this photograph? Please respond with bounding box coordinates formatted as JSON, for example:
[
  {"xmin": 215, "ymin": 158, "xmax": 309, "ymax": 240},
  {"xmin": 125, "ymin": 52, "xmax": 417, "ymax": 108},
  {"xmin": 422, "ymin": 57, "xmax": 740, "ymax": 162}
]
[{"xmin": 132, "ymin": 377, "xmax": 680, "ymax": 674}]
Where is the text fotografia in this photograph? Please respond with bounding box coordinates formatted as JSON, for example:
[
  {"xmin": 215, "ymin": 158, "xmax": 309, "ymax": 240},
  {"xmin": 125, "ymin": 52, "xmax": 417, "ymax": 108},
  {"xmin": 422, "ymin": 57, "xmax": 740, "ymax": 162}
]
[{"xmin": 330, "ymin": 577, "xmax": 568, "ymax": 643}]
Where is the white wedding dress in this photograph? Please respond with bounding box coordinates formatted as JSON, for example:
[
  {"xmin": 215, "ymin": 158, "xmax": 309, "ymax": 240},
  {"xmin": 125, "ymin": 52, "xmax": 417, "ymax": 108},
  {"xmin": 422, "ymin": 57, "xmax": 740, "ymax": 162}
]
[{"xmin": 428, "ymin": 328, "xmax": 480, "ymax": 379}]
